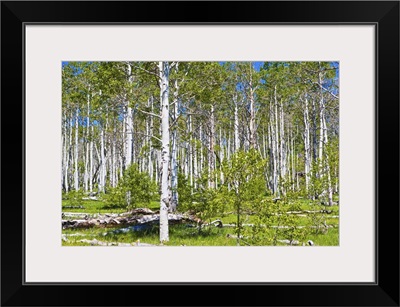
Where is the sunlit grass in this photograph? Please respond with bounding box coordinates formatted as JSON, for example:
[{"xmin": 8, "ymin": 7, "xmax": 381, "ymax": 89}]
[
  {"xmin": 62, "ymin": 196, "xmax": 339, "ymax": 247},
  {"xmin": 62, "ymin": 223, "xmax": 339, "ymax": 247}
]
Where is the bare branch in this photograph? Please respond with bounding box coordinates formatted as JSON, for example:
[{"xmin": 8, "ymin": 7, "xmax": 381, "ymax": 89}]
[
  {"xmin": 137, "ymin": 109, "xmax": 161, "ymax": 119},
  {"xmin": 135, "ymin": 131, "xmax": 162, "ymax": 143},
  {"xmin": 313, "ymin": 82, "xmax": 339, "ymax": 99},
  {"xmin": 133, "ymin": 65, "xmax": 160, "ymax": 78}
]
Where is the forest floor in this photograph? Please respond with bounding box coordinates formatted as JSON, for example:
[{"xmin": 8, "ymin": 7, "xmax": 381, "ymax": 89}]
[{"xmin": 61, "ymin": 198, "xmax": 339, "ymax": 247}]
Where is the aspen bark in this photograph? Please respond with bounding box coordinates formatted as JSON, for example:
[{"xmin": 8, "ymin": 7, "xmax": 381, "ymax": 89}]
[
  {"xmin": 208, "ymin": 105, "xmax": 215, "ymax": 189},
  {"xmin": 99, "ymin": 124, "xmax": 106, "ymax": 193},
  {"xmin": 125, "ymin": 63, "xmax": 133, "ymax": 169},
  {"xmin": 89, "ymin": 125, "xmax": 94, "ymax": 193},
  {"xmin": 159, "ymin": 61, "xmax": 170, "ymax": 243},
  {"xmin": 74, "ymin": 108, "xmax": 79, "ymax": 191},
  {"xmin": 84, "ymin": 94, "xmax": 90, "ymax": 192},
  {"xmin": 148, "ymin": 96, "xmax": 154, "ymax": 181},
  {"xmin": 234, "ymin": 95, "xmax": 240, "ymax": 152},
  {"xmin": 248, "ymin": 63, "xmax": 257, "ymax": 150},
  {"xmin": 303, "ymin": 96, "xmax": 311, "ymax": 191},
  {"xmin": 170, "ymin": 63, "xmax": 179, "ymax": 212}
]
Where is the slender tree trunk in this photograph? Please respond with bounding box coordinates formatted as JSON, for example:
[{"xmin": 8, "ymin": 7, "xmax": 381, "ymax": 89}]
[
  {"xmin": 63, "ymin": 114, "xmax": 69, "ymax": 192},
  {"xmin": 262, "ymin": 130, "xmax": 267, "ymax": 160},
  {"xmin": 97, "ymin": 99, "xmax": 107, "ymax": 194},
  {"xmin": 311, "ymin": 98, "xmax": 318, "ymax": 163},
  {"xmin": 248, "ymin": 64, "xmax": 257, "ymax": 150},
  {"xmin": 317, "ymin": 66, "xmax": 333, "ymax": 205},
  {"xmin": 148, "ymin": 96, "xmax": 154, "ymax": 181},
  {"xmin": 273, "ymin": 87, "xmax": 280, "ymax": 196},
  {"xmin": 112, "ymin": 125, "xmax": 117, "ymax": 187},
  {"xmin": 269, "ymin": 104, "xmax": 278, "ymax": 195},
  {"xmin": 199, "ymin": 123, "xmax": 204, "ymax": 176},
  {"xmin": 170, "ymin": 64, "xmax": 179, "ymax": 212},
  {"xmin": 84, "ymin": 94, "xmax": 90, "ymax": 192},
  {"xmin": 323, "ymin": 119, "xmax": 333, "ymax": 206},
  {"xmin": 125, "ymin": 104, "xmax": 133, "ymax": 168},
  {"xmin": 291, "ymin": 129, "xmax": 295, "ymax": 191},
  {"xmin": 159, "ymin": 61, "xmax": 170, "ymax": 243},
  {"xmin": 219, "ymin": 128, "xmax": 224, "ymax": 185},
  {"xmin": 303, "ymin": 96, "xmax": 311, "ymax": 191},
  {"xmin": 234, "ymin": 95, "xmax": 240, "ymax": 152},
  {"xmin": 188, "ymin": 114, "xmax": 193, "ymax": 187},
  {"xmin": 125, "ymin": 63, "xmax": 133, "ymax": 169},
  {"xmin": 208, "ymin": 105, "xmax": 216, "ymax": 189},
  {"xmin": 193, "ymin": 119, "xmax": 198, "ymax": 189},
  {"xmin": 74, "ymin": 108, "xmax": 79, "ymax": 191},
  {"xmin": 279, "ymin": 100, "xmax": 286, "ymax": 179},
  {"xmin": 99, "ymin": 124, "xmax": 106, "ymax": 193},
  {"xmin": 89, "ymin": 125, "xmax": 94, "ymax": 193}
]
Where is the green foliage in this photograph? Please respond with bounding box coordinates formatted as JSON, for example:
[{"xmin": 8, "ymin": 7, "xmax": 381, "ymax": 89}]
[
  {"xmin": 243, "ymin": 198, "xmax": 312, "ymax": 246},
  {"xmin": 178, "ymin": 168, "xmax": 233, "ymax": 231},
  {"xmin": 221, "ymin": 149, "xmax": 267, "ymax": 244},
  {"xmin": 104, "ymin": 164, "xmax": 157, "ymax": 209},
  {"xmin": 177, "ymin": 173, "xmax": 194, "ymax": 210},
  {"xmin": 63, "ymin": 190, "xmax": 84, "ymax": 207}
]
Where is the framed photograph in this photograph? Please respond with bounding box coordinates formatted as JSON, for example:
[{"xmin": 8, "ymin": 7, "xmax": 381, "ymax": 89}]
[{"xmin": 1, "ymin": 1, "xmax": 399, "ymax": 306}]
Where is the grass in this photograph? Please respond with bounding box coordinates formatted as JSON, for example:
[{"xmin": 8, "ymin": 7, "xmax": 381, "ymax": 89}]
[
  {"xmin": 62, "ymin": 196, "xmax": 339, "ymax": 247},
  {"xmin": 62, "ymin": 224, "xmax": 339, "ymax": 246}
]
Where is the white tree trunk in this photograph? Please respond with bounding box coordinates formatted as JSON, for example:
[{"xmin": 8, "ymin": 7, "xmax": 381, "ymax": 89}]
[
  {"xmin": 219, "ymin": 128, "xmax": 224, "ymax": 185},
  {"xmin": 323, "ymin": 118, "xmax": 333, "ymax": 206},
  {"xmin": 248, "ymin": 64, "xmax": 257, "ymax": 150},
  {"xmin": 170, "ymin": 64, "xmax": 179, "ymax": 212},
  {"xmin": 74, "ymin": 108, "xmax": 79, "ymax": 191},
  {"xmin": 269, "ymin": 114, "xmax": 278, "ymax": 195},
  {"xmin": 89, "ymin": 125, "xmax": 94, "ymax": 193},
  {"xmin": 193, "ymin": 119, "xmax": 198, "ymax": 189},
  {"xmin": 188, "ymin": 114, "xmax": 193, "ymax": 187},
  {"xmin": 125, "ymin": 63, "xmax": 133, "ymax": 169},
  {"xmin": 303, "ymin": 96, "xmax": 311, "ymax": 191},
  {"xmin": 208, "ymin": 105, "xmax": 215, "ymax": 189},
  {"xmin": 111, "ymin": 126, "xmax": 117, "ymax": 187},
  {"xmin": 99, "ymin": 124, "xmax": 106, "ymax": 193},
  {"xmin": 279, "ymin": 100, "xmax": 286, "ymax": 178},
  {"xmin": 312, "ymin": 99, "xmax": 318, "ymax": 163},
  {"xmin": 84, "ymin": 95, "xmax": 90, "ymax": 192},
  {"xmin": 63, "ymin": 114, "xmax": 70, "ymax": 192},
  {"xmin": 199, "ymin": 123, "xmax": 204, "ymax": 175},
  {"xmin": 148, "ymin": 96, "xmax": 154, "ymax": 181},
  {"xmin": 125, "ymin": 105, "xmax": 133, "ymax": 169},
  {"xmin": 159, "ymin": 61, "xmax": 170, "ymax": 243},
  {"xmin": 234, "ymin": 95, "xmax": 240, "ymax": 152},
  {"xmin": 318, "ymin": 66, "xmax": 333, "ymax": 205},
  {"xmin": 273, "ymin": 86, "xmax": 280, "ymax": 196}
]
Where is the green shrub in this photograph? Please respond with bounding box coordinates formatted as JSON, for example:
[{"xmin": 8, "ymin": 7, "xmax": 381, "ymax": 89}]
[
  {"xmin": 104, "ymin": 164, "xmax": 157, "ymax": 210},
  {"xmin": 177, "ymin": 173, "xmax": 194, "ymax": 210},
  {"xmin": 243, "ymin": 198, "xmax": 312, "ymax": 246},
  {"xmin": 222, "ymin": 149, "xmax": 267, "ymax": 244},
  {"xmin": 63, "ymin": 190, "xmax": 84, "ymax": 207}
]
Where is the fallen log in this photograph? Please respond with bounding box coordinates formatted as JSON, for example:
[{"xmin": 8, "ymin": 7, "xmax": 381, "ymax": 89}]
[
  {"xmin": 277, "ymin": 239, "xmax": 300, "ymax": 245},
  {"xmin": 202, "ymin": 219, "xmax": 223, "ymax": 228},
  {"xmin": 225, "ymin": 235, "xmax": 314, "ymax": 246},
  {"xmin": 82, "ymin": 196, "xmax": 99, "ymax": 201},
  {"xmin": 62, "ymin": 212, "xmax": 90, "ymax": 217},
  {"xmin": 284, "ymin": 210, "xmax": 335, "ymax": 215},
  {"xmin": 277, "ymin": 239, "xmax": 314, "ymax": 246},
  {"xmin": 79, "ymin": 239, "xmax": 157, "ymax": 247},
  {"xmin": 62, "ymin": 211, "xmax": 201, "ymax": 229}
]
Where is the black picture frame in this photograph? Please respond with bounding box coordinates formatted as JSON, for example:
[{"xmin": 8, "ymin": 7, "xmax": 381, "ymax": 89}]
[{"xmin": 1, "ymin": 1, "xmax": 399, "ymax": 306}]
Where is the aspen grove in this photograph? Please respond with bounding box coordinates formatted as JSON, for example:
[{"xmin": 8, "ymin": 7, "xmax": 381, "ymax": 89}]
[{"xmin": 62, "ymin": 61, "xmax": 339, "ymax": 245}]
